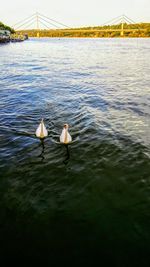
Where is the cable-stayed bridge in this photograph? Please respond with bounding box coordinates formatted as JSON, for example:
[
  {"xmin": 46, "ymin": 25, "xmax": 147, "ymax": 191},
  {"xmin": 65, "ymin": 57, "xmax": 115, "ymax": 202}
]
[{"xmin": 13, "ymin": 13, "xmax": 146, "ymax": 37}]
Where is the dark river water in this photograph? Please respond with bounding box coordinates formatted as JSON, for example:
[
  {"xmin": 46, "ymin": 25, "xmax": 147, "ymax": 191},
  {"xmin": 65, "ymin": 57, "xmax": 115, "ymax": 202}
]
[{"xmin": 0, "ymin": 38, "xmax": 150, "ymax": 266}]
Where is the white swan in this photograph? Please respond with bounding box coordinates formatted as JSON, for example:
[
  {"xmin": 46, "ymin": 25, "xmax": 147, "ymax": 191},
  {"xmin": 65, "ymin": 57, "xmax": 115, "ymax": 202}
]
[
  {"xmin": 35, "ymin": 118, "xmax": 48, "ymax": 139},
  {"xmin": 60, "ymin": 124, "xmax": 72, "ymax": 144}
]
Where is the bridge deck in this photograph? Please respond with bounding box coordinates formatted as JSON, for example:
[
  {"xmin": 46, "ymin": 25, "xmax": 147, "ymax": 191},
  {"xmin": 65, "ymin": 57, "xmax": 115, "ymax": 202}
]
[
  {"xmin": 58, "ymin": 29, "xmax": 146, "ymax": 32},
  {"xmin": 18, "ymin": 28, "xmax": 146, "ymax": 33}
]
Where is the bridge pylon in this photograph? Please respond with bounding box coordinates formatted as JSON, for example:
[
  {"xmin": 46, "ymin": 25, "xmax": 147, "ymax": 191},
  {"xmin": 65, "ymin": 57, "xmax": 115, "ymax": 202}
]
[
  {"xmin": 102, "ymin": 15, "xmax": 139, "ymax": 37},
  {"xmin": 121, "ymin": 22, "xmax": 124, "ymax": 36},
  {"xmin": 36, "ymin": 12, "xmax": 40, "ymax": 37}
]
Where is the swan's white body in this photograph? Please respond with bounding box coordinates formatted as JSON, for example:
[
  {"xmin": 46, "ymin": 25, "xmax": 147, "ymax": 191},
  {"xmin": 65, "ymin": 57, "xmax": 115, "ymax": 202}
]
[
  {"xmin": 60, "ymin": 124, "xmax": 72, "ymax": 144},
  {"xmin": 36, "ymin": 119, "xmax": 48, "ymax": 139}
]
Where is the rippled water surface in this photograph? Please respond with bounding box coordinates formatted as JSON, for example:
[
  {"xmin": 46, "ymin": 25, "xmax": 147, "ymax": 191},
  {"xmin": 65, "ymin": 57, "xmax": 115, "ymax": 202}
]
[{"xmin": 0, "ymin": 38, "xmax": 150, "ymax": 266}]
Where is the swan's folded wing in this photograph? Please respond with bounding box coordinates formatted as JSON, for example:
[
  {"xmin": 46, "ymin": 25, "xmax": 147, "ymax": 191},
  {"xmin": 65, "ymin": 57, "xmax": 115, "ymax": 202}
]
[
  {"xmin": 43, "ymin": 123, "xmax": 48, "ymax": 137},
  {"xmin": 67, "ymin": 132, "xmax": 72, "ymax": 143},
  {"xmin": 60, "ymin": 129, "xmax": 65, "ymax": 143},
  {"xmin": 35, "ymin": 123, "xmax": 42, "ymax": 137}
]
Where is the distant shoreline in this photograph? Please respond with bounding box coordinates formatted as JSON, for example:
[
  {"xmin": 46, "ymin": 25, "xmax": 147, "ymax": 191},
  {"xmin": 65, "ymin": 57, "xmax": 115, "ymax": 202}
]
[{"xmin": 21, "ymin": 36, "xmax": 150, "ymax": 39}]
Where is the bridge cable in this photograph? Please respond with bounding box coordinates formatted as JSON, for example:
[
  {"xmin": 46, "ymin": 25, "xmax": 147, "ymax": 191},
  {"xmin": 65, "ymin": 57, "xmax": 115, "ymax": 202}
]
[
  {"xmin": 102, "ymin": 15, "xmax": 123, "ymax": 26},
  {"xmin": 13, "ymin": 13, "xmax": 36, "ymax": 27},
  {"xmin": 38, "ymin": 19, "xmax": 53, "ymax": 30},
  {"xmin": 39, "ymin": 12, "xmax": 70, "ymax": 28},
  {"xmin": 38, "ymin": 15, "xmax": 62, "ymax": 29},
  {"xmin": 21, "ymin": 20, "xmax": 37, "ymax": 31},
  {"xmin": 15, "ymin": 16, "xmax": 36, "ymax": 30}
]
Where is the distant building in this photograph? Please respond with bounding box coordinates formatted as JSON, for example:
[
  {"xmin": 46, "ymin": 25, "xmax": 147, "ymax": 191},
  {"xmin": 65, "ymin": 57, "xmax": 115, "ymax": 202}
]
[
  {"xmin": 0, "ymin": 30, "xmax": 11, "ymax": 36},
  {"xmin": 0, "ymin": 30, "xmax": 11, "ymax": 43}
]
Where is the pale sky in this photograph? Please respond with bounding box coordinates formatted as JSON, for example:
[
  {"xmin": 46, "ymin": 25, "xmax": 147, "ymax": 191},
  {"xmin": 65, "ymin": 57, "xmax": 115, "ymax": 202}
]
[{"xmin": 0, "ymin": 0, "xmax": 150, "ymax": 28}]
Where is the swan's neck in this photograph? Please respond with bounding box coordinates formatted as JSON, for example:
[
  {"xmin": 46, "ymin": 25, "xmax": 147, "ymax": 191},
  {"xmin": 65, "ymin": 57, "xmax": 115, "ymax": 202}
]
[
  {"xmin": 64, "ymin": 128, "xmax": 68, "ymax": 144},
  {"xmin": 40, "ymin": 121, "xmax": 44, "ymax": 138}
]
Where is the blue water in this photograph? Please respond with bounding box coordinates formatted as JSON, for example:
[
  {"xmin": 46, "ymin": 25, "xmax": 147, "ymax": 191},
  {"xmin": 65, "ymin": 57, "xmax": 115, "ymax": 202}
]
[{"xmin": 0, "ymin": 38, "xmax": 150, "ymax": 266}]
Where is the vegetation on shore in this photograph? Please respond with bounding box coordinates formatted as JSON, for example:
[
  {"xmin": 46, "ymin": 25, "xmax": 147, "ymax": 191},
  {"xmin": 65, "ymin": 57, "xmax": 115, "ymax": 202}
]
[
  {"xmin": 0, "ymin": 21, "xmax": 15, "ymax": 33},
  {"xmin": 18, "ymin": 23, "xmax": 150, "ymax": 38}
]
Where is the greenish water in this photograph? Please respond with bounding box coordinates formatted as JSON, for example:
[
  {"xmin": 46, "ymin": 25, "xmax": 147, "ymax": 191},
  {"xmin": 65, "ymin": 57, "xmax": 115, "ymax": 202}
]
[{"xmin": 0, "ymin": 38, "xmax": 150, "ymax": 266}]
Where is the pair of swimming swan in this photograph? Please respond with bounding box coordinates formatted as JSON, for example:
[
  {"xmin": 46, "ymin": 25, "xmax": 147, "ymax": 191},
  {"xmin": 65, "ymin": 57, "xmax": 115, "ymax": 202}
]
[{"xmin": 35, "ymin": 119, "xmax": 72, "ymax": 144}]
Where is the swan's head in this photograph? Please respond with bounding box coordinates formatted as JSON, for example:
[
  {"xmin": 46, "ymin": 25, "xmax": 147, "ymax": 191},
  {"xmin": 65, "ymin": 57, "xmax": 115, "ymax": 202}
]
[{"xmin": 64, "ymin": 123, "xmax": 69, "ymax": 129}]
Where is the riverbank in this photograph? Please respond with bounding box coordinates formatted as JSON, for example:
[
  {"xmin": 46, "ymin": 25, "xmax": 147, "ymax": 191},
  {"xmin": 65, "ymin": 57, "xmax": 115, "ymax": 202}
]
[
  {"xmin": 0, "ymin": 21, "xmax": 28, "ymax": 43},
  {"xmin": 0, "ymin": 34, "xmax": 28, "ymax": 43}
]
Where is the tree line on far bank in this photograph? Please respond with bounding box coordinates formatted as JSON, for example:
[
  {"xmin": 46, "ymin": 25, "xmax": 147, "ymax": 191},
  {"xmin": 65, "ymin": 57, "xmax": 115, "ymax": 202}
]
[{"xmin": 0, "ymin": 21, "xmax": 15, "ymax": 33}]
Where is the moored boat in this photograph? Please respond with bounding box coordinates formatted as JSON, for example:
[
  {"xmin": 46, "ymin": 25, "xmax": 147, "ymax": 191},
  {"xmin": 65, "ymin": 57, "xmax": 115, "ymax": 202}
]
[{"xmin": 10, "ymin": 33, "xmax": 25, "ymax": 42}]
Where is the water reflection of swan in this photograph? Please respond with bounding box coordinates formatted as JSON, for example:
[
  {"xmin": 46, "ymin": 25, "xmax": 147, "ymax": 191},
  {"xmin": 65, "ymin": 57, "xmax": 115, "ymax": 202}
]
[
  {"xmin": 60, "ymin": 124, "xmax": 72, "ymax": 144},
  {"xmin": 38, "ymin": 139, "xmax": 45, "ymax": 161},
  {"xmin": 35, "ymin": 119, "xmax": 48, "ymax": 139},
  {"xmin": 63, "ymin": 144, "xmax": 70, "ymax": 165}
]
